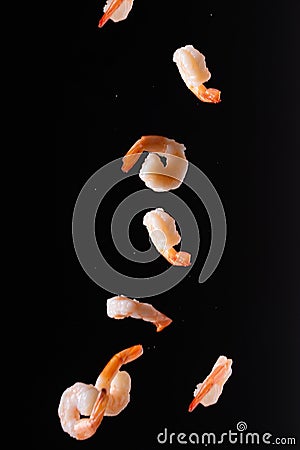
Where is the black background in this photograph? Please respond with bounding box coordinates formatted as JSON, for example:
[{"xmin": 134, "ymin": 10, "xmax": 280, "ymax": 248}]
[{"xmin": 51, "ymin": 1, "xmax": 299, "ymax": 449}]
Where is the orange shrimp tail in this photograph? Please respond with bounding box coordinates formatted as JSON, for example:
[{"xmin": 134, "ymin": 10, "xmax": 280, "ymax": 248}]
[
  {"xmin": 121, "ymin": 140, "xmax": 144, "ymax": 173},
  {"xmin": 122, "ymin": 344, "xmax": 144, "ymax": 363},
  {"xmin": 163, "ymin": 248, "xmax": 191, "ymax": 267},
  {"xmin": 191, "ymin": 84, "xmax": 221, "ymax": 104},
  {"xmin": 121, "ymin": 153, "xmax": 143, "ymax": 173},
  {"xmin": 113, "ymin": 344, "xmax": 143, "ymax": 366},
  {"xmin": 74, "ymin": 388, "xmax": 109, "ymax": 440},
  {"xmin": 98, "ymin": 0, "xmax": 123, "ymax": 28},
  {"xmin": 188, "ymin": 364, "xmax": 226, "ymax": 412},
  {"xmin": 188, "ymin": 382, "xmax": 213, "ymax": 412},
  {"xmin": 155, "ymin": 317, "xmax": 172, "ymax": 332},
  {"xmin": 199, "ymin": 88, "xmax": 221, "ymax": 104}
]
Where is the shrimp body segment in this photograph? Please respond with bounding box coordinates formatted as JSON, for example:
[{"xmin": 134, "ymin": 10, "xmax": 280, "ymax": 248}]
[
  {"xmin": 107, "ymin": 295, "xmax": 172, "ymax": 332},
  {"xmin": 58, "ymin": 345, "xmax": 143, "ymax": 439},
  {"xmin": 104, "ymin": 370, "xmax": 131, "ymax": 416},
  {"xmin": 121, "ymin": 135, "xmax": 188, "ymax": 192},
  {"xmin": 173, "ymin": 45, "xmax": 221, "ymax": 104},
  {"xmin": 188, "ymin": 356, "xmax": 232, "ymax": 412},
  {"xmin": 99, "ymin": 0, "xmax": 134, "ymax": 28},
  {"xmin": 143, "ymin": 208, "xmax": 191, "ymax": 267}
]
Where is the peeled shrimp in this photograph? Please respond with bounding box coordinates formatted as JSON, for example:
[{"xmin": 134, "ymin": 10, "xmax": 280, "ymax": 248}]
[
  {"xmin": 107, "ymin": 295, "xmax": 172, "ymax": 332},
  {"xmin": 173, "ymin": 45, "xmax": 221, "ymax": 104},
  {"xmin": 121, "ymin": 135, "xmax": 188, "ymax": 192},
  {"xmin": 143, "ymin": 208, "xmax": 191, "ymax": 267},
  {"xmin": 58, "ymin": 345, "xmax": 143, "ymax": 440},
  {"xmin": 99, "ymin": 0, "xmax": 134, "ymax": 28},
  {"xmin": 188, "ymin": 356, "xmax": 232, "ymax": 412}
]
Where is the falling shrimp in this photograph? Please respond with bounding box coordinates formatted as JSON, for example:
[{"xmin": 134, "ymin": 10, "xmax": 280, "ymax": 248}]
[
  {"xmin": 58, "ymin": 344, "xmax": 143, "ymax": 440},
  {"xmin": 143, "ymin": 208, "xmax": 191, "ymax": 267},
  {"xmin": 188, "ymin": 356, "xmax": 232, "ymax": 412},
  {"xmin": 121, "ymin": 135, "xmax": 188, "ymax": 192},
  {"xmin": 99, "ymin": 0, "xmax": 134, "ymax": 28},
  {"xmin": 173, "ymin": 45, "xmax": 221, "ymax": 104},
  {"xmin": 107, "ymin": 295, "xmax": 172, "ymax": 332}
]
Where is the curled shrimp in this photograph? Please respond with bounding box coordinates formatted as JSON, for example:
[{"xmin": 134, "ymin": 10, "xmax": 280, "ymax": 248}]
[
  {"xmin": 188, "ymin": 356, "xmax": 232, "ymax": 412},
  {"xmin": 58, "ymin": 383, "xmax": 108, "ymax": 440},
  {"xmin": 99, "ymin": 0, "xmax": 134, "ymax": 28},
  {"xmin": 58, "ymin": 344, "xmax": 143, "ymax": 440},
  {"xmin": 143, "ymin": 208, "xmax": 191, "ymax": 267},
  {"xmin": 173, "ymin": 45, "xmax": 221, "ymax": 104},
  {"xmin": 121, "ymin": 135, "xmax": 188, "ymax": 192},
  {"xmin": 107, "ymin": 295, "xmax": 172, "ymax": 332}
]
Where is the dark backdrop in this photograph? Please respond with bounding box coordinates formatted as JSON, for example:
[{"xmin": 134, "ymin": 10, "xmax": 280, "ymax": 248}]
[{"xmin": 51, "ymin": 1, "xmax": 299, "ymax": 449}]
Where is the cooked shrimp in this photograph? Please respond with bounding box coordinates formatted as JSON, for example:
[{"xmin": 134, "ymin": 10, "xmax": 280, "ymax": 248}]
[
  {"xmin": 58, "ymin": 383, "xmax": 108, "ymax": 440},
  {"xmin": 107, "ymin": 295, "xmax": 172, "ymax": 332},
  {"xmin": 173, "ymin": 45, "xmax": 221, "ymax": 104},
  {"xmin": 188, "ymin": 356, "xmax": 232, "ymax": 412},
  {"xmin": 58, "ymin": 345, "xmax": 143, "ymax": 439},
  {"xmin": 121, "ymin": 135, "xmax": 188, "ymax": 192},
  {"xmin": 99, "ymin": 0, "xmax": 134, "ymax": 28},
  {"xmin": 143, "ymin": 208, "xmax": 191, "ymax": 267}
]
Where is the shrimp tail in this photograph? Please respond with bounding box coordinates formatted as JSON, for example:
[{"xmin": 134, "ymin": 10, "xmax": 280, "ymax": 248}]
[
  {"xmin": 188, "ymin": 381, "xmax": 213, "ymax": 412},
  {"xmin": 74, "ymin": 388, "xmax": 109, "ymax": 440},
  {"xmin": 95, "ymin": 345, "xmax": 143, "ymax": 392},
  {"xmin": 104, "ymin": 345, "xmax": 143, "ymax": 379},
  {"xmin": 121, "ymin": 139, "xmax": 145, "ymax": 173},
  {"xmin": 190, "ymin": 84, "xmax": 221, "ymax": 104},
  {"xmin": 155, "ymin": 316, "xmax": 173, "ymax": 332},
  {"xmin": 117, "ymin": 344, "xmax": 144, "ymax": 365},
  {"xmin": 98, "ymin": 0, "xmax": 123, "ymax": 28},
  {"xmin": 163, "ymin": 248, "xmax": 191, "ymax": 267}
]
